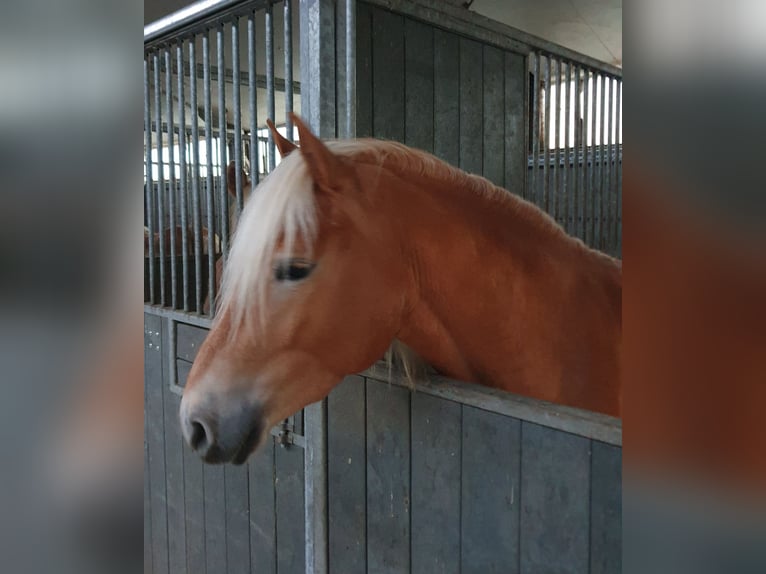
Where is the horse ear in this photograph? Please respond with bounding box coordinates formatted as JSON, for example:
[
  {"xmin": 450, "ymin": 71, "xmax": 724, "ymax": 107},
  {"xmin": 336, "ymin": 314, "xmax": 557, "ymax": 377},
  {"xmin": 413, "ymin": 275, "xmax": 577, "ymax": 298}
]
[
  {"xmin": 290, "ymin": 113, "xmax": 345, "ymax": 191},
  {"xmin": 266, "ymin": 119, "xmax": 298, "ymax": 158}
]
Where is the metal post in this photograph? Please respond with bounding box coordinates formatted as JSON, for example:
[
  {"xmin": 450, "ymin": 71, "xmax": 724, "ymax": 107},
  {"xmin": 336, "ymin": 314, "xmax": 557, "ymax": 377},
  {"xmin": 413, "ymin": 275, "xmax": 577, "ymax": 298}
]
[
  {"xmin": 530, "ymin": 52, "xmax": 540, "ymax": 204},
  {"xmin": 177, "ymin": 41, "xmax": 190, "ymax": 311},
  {"xmin": 154, "ymin": 52, "xmax": 167, "ymax": 306},
  {"xmin": 165, "ymin": 49, "xmax": 178, "ymax": 309},
  {"xmin": 542, "ymin": 55, "xmax": 550, "ymax": 213},
  {"xmin": 345, "ymin": 0, "xmax": 356, "ymax": 138},
  {"xmin": 189, "ymin": 41, "xmax": 203, "ymax": 313},
  {"xmin": 144, "ymin": 57, "xmax": 156, "ymax": 304},
  {"xmin": 266, "ymin": 2, "xmax": 276, "ymax": 170},
  {"xmin": 232, "ymin": 19, "xmax": 244, "ymax": 214},
  {"xmin": 203, "ymin": 32, "xmax": 215, "ymax": 314},
  {"xmin": 300, "ymin": 3, "xmax": 336, "ymax": 572},
  {"xmin": 562, "ymin": 60, "xmax": 570, "ymax": 234},
  {"xmin": 285, "ymin": 0, "xmax": 295, "ymax": 139},
  {"xmin": 248, "ymin": 10, "xmax": 259, "ymax": 188},
  {"xmin": 215, "ymin": 24, "xmax": 228, "ymax": 314}
]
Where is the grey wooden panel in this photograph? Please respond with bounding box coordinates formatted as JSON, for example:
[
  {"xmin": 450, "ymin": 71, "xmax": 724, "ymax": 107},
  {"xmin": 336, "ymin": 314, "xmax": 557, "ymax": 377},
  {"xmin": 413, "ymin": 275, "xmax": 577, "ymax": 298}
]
[
  {"xmin": 161, "ymin": 319, "xmax": 187, "ymax": 574},
  {"xmin": 176, "ymin": 322, "xmax": 208, "ymax": 362},
  {"xmin": 204, "ymin": 464, "xmax": 227, "ymax": 572},
  {"xmin": 411, "ymin": 393, "xmax": 461, "ymax": 574},
  {"xmin": 356, "ymin": 2, "xmax": 373, "ymax": 138},
  {"xmin": 176, "ymin": 359, "xmax": 192, "ymax": 388},
  {"xmin": 433, "ymin": 29, "xmax": 460, "ymax": 166},
  {"xmin": 461, "ymin": 406, "xmax": 521, "ymax": 574},
  {"xmin": 145, "ymin": 313, "xmax": 169, "ymax": 574},
  {"xmin": 144, "ymin": 374, "xmax": 153, "ymax": 574},
  {"xmin": 275, "ymin": 444, "xmax": 306, "ymax": 574},
  {"xmin": 504, "ymin": 51, "xmax": 527, "ymax": 196},
  {"xmin": 225, "ymin": 465, "xmax": 251, "ymax": 574},
  {"xmin": 183, "ymin": 444, "xmax": 206, "ymax": 574},
  {"xmin": 404, "ymin": 18, "xmax": 434, "ymax": 153},
  {"xmin": 459, "ymin": 37, "xmax": 483, "ymax": 174},
  {"xmin": 590, "ymin": 441, "xmax": 622, "ymax": 574},
  {"xmin": 482, "ymin": 44, "xmax": 505, "ymax": 186},
  {"xmin": 249, "ymin": 441, "xmax": 277, "ymax": 574},
  {"xmin": 328, "ymin": 376, "xmax": 367, "ymax": 574},
  {"xmin": 366, "ymin": 379, "xmax": 411, "ymax": 574},
  {"xmin": 520, "ymin": 422, "xmax": 590, "ymax": 574},
  {"xmin": 371, "ymin": 7, "xmax": 404, "ymax": 141}
]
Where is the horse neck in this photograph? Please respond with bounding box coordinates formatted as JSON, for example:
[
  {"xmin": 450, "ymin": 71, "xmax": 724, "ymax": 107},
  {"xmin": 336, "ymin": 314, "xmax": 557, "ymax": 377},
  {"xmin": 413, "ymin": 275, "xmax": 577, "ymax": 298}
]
[{"xmin": 376, "ymin": 164, "xmax": 622, "ymax": 414}]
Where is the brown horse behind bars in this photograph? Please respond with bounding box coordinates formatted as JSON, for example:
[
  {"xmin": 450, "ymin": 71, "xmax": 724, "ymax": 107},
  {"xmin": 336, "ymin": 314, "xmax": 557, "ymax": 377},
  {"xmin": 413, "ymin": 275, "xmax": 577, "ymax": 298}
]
[{"xmin": 179, "ymin": 114, "xmax": 622, "ymax": 464}]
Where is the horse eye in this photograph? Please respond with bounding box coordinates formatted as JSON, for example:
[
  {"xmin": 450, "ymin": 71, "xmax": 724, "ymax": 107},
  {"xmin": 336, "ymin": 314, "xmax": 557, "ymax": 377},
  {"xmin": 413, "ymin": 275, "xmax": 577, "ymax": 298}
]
[{"xmin": 274, "ymin": 259, "xmax": 315, "ymax": 282}]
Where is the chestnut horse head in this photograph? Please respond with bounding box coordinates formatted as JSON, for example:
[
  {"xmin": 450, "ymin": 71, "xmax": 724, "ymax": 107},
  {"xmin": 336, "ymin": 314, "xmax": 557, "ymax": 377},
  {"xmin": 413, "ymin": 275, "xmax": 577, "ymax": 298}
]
[{"xmin": 181, "ymin": 113, "xmax": 622, "ymax": 464}]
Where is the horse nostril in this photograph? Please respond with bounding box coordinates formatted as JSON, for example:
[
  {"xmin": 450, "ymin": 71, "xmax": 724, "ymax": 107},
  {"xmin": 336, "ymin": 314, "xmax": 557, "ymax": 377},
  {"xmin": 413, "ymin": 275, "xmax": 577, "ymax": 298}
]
[{"xmin": 189, "ymin": 420, "xmax": 210, "ymax": 452}]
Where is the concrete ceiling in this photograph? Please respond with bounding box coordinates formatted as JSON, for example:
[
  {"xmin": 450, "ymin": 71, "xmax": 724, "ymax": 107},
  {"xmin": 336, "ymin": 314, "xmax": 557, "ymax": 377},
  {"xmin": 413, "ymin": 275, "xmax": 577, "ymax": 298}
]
[{"xmin": 145, "ymin": 0, "xmax": 622, "ymax": 67}]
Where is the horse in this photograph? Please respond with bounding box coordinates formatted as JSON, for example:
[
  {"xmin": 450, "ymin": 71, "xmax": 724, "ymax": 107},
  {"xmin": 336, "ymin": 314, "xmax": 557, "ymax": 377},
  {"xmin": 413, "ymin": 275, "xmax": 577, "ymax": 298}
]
[{"xmin": 179, "ymin": 113, "xmax": 622, "ymax": 465}]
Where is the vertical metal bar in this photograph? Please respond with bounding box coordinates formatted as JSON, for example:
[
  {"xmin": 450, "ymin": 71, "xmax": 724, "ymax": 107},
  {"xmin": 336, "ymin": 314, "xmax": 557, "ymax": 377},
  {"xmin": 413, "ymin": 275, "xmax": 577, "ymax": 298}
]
[
  {"xmin": 606, "ymin": 76, "xmax": 615, "ymax": 254},
  {"xmin": 248, "ymin": 10, "xmax": 258, "ymax": 194},
  {"xmin": 573, "ymin": 64, "xmax": 581, "ymax": 240},
  {"xmin": 530, "ymin": 53, "xmax": 540, "ymax": 203},
  {"xmin": 582, "ymin": 68, "xmax": 591, "ymax": 245},
  {"xmin": 232, "ymin": 19, "xmax": 243, "ymax": 218},
  {"xmin": 215, "ymin": 24, "xmax": 227, "ymax": 316},
  {"xmin": 153, "ymin": 53, "xmax": 167, "ymax": 306},
  {"xmin": 553, "ymin": 58, "xmax": 560, "ymax": 223},
  {"xmin": 542, "ymin": 55, "xmax": 550, "ymax": 213},
  {"xmin": 344, "ymin": 0, "xmax": 355, "ymax": 138},
  {"xmin": 615, "ymin": 79, "xmax": 622, "ymax": 255},
  {"xmin": 177, "ymin": 41, "xmax": 190, "ymax": 311},
  {"xmin": 144, "ymin": 57, "xmax": 156, "ymax": 304},
  {"xmin": 203, "ymin": 31, "xmax": 215, "ymax": 312},
  {"xmin": 189, "ymin": 40, "xmax": 203, "ymax": 313},
  {"xmin": 285, "ymin": 0, "xmax": 295, "ymax": 139},
  {"xmin": 165, "ymin": 49, "xmax": 178, "ymax": 309},
  {"xmin": 563, "ymin": 61, "xmax": 571, "ymax": 235},
  {"xmin": 589, "ymin": 71, "xmax": 597, "ymax": 246},
  {"xmin": 599, "ymin": 74, "xmax": 607, "ymax": 250},
  {"xmin": 265, "ymin": 2, "xmax": 276, "ymax": 171}
]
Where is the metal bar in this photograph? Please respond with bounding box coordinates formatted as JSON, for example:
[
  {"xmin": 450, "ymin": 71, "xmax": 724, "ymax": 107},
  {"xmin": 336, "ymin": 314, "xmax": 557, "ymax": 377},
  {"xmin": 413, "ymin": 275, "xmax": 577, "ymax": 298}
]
[
  {"xmin": 573, "ymin": 64, "xmax": 581, "ymax": 240},
  {"xmin": 232, "ymin": 19, "xmax": 244, "ymax": 216},
  {"xmin": 203, "ymin": 31, "xmax": 216, "ymax": 313},
  {"xmin": 344, "ymin": 0, "xmax": 356, "ymax": 138},
  {"xmin": 265, "ymin": 1, "xmax": 276, "ymax": 171},
  {"xmin": 189, "ymin": 41, "xmax": 204, "ymax": 313},
  {"xmin": 615, "ymin": 80, "xmax": 622, "ymax": 255},
  {"xmin": 530, "ymin": 52, "xmax": 539, "ymax": 203},
  {"xmin": 215, "ymin": 24, "xmax": 228, "ymax": 316},
  {"xmin": 154, "ymin": 53, "xmax": 167, "ymax": 306},
  {"xmin": 165, "ymin": 49, "xmax": 178, "ymax": 309},
  {"xmin": 144, "ymin": 304, "xmax": 214, "ymax": 329},
  {"xmin": 563, "ymin": 60, "xmax": 571, "ymax": 234},
  {"xmin": 177, "ymin": 42, "xmax": 190, "ymax": 311},
  {"xmin": 606, "ymin": 77, "xmax": 614, "ymax": 253},
  {"xmin": 552, "ymin": 57, "xmax": 560, "ymax": 224},
  {"xmin": 248, "ymin": 10, "xmax": 258, "ymax": 194},
  {"xmin": 363, "ymin": 363, "xmax": 622, "ymax": 446},
  {"xmin": 145, "ymin": 0, "xmax": 268, "ymax": 44},
  {"xmin": 582, "ymin": 68, "xmax": 590, "ymax": 245},
  {"xmin": 144, "ymin": 57, "xmax": 156, "ymax": 304},
  {"xmin": 599, "ymin": 73, "xmax": 607, "ymax": 250},
  {"xmin": 285, "ymin": 0, "xmax": 295, "ymax": 139},
  {"xmin": 542, "ymin": 55, "xmax": 550, "ymax": 213},
  {"xmin": 589, "ymin": 71, "xmax": 597, "ymax": 245}
]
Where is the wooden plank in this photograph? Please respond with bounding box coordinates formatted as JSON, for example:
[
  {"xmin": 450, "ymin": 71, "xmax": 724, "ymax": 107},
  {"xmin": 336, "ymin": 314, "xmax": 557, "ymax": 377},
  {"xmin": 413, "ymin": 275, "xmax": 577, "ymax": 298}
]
[
  {"xmin": 204, "ymin": 464, "xmax": 227, "ymax": 572},
  {"xmin": 404, "ymin": 18, "xmax": 434, "ymax": 153},
  {"xmin": 363, "ymin": 363, "xmax": 622, "ymax": 445},
  {"xmin": 225, "ymin": 464, "xmax": 251, "ymax": 574},
  {"xmin": 520, "ymin": 422, "xmax": 590, "ymax": 574},
  {"xmin": 482, "ymin": 44, "xmax": 505, "ymax": 186},
  {"xmin": 249, "ymin": 440, "xmax": 277, "ymax": 574},
  {"xmin": 504, "ymin": 50, "xmax": 527, "ymax": 196},
  {"xmin": 461, "ymin": 406, "xmax": 520, "ymax": 574},
  {"xmin": 371, "ymin": 6, "xmax": 405, "ymax": 141},
  {"xmin": 411, "ymin": 393, "xmax": 461, "ymax": 574},
  {"xmin": 356, "ymin": 2, "xmax": 373, "ymax": 137},
  {"xmin": 275, "ymin": 444, "xmax": 306, "ymax": 574},
  {"xmin": 590, "ymin": 441, "xmax": 622, "ymax": 574},
  {"xmin": 459, "ymin": 37, "xmax": 483, "ymax": 174},
  {"xmin": 145, "ymin": 313, "xmax": 169, "ymax": 574},
  {"xmin": 433, "ymin": 29, "xmax": 460, "ymax": 166},
  {"xmin": 161, "ymin": 319, "xmax": 187, "ymax": 574},
  {"xmin": 328, "ymin": 376, "xmax": 367, "ymax": 574},
  {"xmin": 366, "ymin": 379, "xmax": 411, "ymax": 574},
  {"xmin": 183, "ymin": 443, "xmax": 206, "ymax": 574},
  {"xmin": 176, "ymin": 322, "xmax": 208, "ymax": 362}
]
